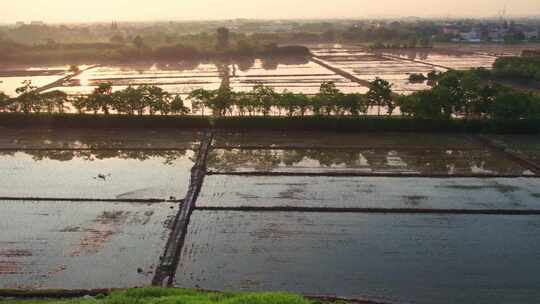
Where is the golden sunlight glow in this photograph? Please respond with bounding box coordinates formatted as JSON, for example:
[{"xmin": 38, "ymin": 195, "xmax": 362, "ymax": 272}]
[{"xmin": 3, "ymin": 0, "xmax": 540, "ymax": 22}]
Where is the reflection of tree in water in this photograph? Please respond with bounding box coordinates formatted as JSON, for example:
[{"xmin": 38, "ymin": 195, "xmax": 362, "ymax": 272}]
[
  {"xmin": 260, "ymin": 56, "xmax": 310, "ymax": 71},
  {"xmin": 207, "ymin": 148, "xmax": 518, "ymax": 174},
  {"xmin": 0, "ymin": 150, "xmax": 190, "ymax": 165},
  {"xmin": 208, "ymin": 149, "xmax": 377, "ymax": 171},
  {"xmin": 215, "ymin": 62, "xmax": 231, "ymax": 89},
  {"xmin": 207, "ymin": 149, "xmax": 282, "ymax": 171},
  {"xmin": 235, "ymin": 58, "xmax": 256, "ymax": 72},
  {"xmin": 375, "ymin": 48, "xmax": 473, "ymax": 62}
]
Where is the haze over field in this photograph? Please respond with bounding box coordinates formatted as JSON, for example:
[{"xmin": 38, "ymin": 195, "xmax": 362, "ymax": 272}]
[{"xmin": 3, "ymin": 0, "xmax": 540, "ymax": 22}]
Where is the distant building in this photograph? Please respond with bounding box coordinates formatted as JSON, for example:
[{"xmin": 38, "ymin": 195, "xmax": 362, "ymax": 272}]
[
  {"xmin": 524, "ymin": 30, "xmax": 539, "ymax": 41},
  {"xmin": 259, "ymin": 23, "xmax": 293, "ymax": 33},
  {"xmin": 460, "ymin": 29, "xmax": 481, "ymax": 42},
  {"xmin": 442, "ymin": 27, "xmax": 460, "ymax": 36},
  {"xmin": 30, "ymin": 21, "xmax": 45, "ymax": 26},
  {"xmin": 15, "ymin": 21, "xmax": 25, "ymax": 26},
  {"xmin": 488, "ymin": 27, "xmax": 507, "ymax": 42}
]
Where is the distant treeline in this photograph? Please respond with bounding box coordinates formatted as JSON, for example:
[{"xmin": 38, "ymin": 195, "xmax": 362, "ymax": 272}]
[
  {"xmin": 1, "ymin": 21, "xmax": 440, "ymax": 48},
  {"xmin": 0, "ymin": 23, "xmax": 457, "ymax": 64},
  {"xmin": 0, "ymin": 39, "xmax": 311, "ymax": 64}
]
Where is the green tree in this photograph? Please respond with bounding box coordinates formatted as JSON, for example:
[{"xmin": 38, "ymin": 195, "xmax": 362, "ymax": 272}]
[
  {"xmin": 170, "ymin": 95, "xmax": 190, "ymax": 115},
  {"xmin": 143, "ymin": 85, "xmax": 170, "ymax": 115},
  {"xmin": 366, "ymin": 78, "xmax": 394, "ymax": 116},
  {"xmin": 0, "ymin": 92, "xmax": 12, "ymax": 112},
  {"xmin": 252, "ymin": 84, "xmax": 277, "ymax": 116},
  {"xmin": 490, "ymin": 91, "xmax": 535, "ymax": 120},
  {"xmin": 278, "ymin": 92, "xmax": 311, "ymax": 117},
  {"xmin": 15, "ymin": 80, "xmax": 40, "ymax": 114},
  {"xmin": 41, "ymin": 90, "xmax": 68, "ymax": 113},
  {"xmin": 316, "ymin": 81, "xmax": 342, "ymax": 115},
  {"xmin": 337, "ymin": 93, "xmax": 367, "ymax": 116},
  {"xmin": 72, "ymin": 96, "xmax": 89, "ymax": 114},
  {"xmin": 189, "ymin": 89, "xmax": 215, "ymax": 116},
  {"xmin": 89, "ymin": 82, "xmax": 113, "ymax": 115},
  {"xmin": 279, "ymin": 91, "xmax": 300, "ymax": 116},
  {"xmin": 112, "ymin": 86, "xmax": 143, "ymax": 115}
]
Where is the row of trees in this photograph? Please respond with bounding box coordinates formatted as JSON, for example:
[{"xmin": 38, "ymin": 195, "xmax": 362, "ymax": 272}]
[
  {"xmin": 397, "ymin": 70, "xmax": 540, "ymax": 120},
  {"xmin": 0, "ymin": 79, "xmax": 394, "ymax": 117},
  {"xmin": 2, "ymin": 70, "xmax": 539, "ymax": 120}
]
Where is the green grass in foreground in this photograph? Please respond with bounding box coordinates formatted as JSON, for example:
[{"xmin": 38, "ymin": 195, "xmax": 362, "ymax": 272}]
[{"xmin": 3, "ymin": 288, "xmax": 343, "ymax": 304}]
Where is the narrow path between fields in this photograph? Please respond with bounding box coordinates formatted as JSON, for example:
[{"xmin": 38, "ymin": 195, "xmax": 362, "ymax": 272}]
[
  {"xmin": 34, "ymin": 65, "xmax": 101, "ymax": 94},
  {"xmin": 152, "ymin": 131, "xmax": 214, "ymax": 287}
]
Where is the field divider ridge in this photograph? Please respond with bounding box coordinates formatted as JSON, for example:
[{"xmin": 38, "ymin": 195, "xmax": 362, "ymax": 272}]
[
  {"xmin": 152, "ymin": 131, "xmax": 214, "ymax": 287},
  {"xmin": 0, "ymin": 197, "xmax": 183, "ymax": 203},
  {"xmin": 310, "ymin": 57, "xmax": 372, "ymax": 87},
  {"xmin": 34, "ymin": 65, "xmax": 102, "ymax": 94},
  {"xmin": 195, "ymin": 206, "xmax": 540, "ymax": 215},
  {"xmin": 210, "ymin": 145, "xmax": 483, "ymax": 151},
  {"xmin": 206, "ymin": 171, "xmax": 537, "ymax": 178}
]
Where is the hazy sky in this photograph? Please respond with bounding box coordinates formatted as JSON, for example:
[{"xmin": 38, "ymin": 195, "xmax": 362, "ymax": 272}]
[{"xmin": 3, "ymin": 0, "xmax": 540, "ymax": 22}]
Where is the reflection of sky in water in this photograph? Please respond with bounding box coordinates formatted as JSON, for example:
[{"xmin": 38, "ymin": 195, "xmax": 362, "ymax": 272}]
[
  {"xmin": 43, "ymin": 58, "xmax": 367, "ymax": 96},
  {"xmin": 0, "ymin": 150, "xmax": 194, "ymax": 199},
  {"xmin": 177, "ymin": 211, "xmax": 540, "ymax": 304}
]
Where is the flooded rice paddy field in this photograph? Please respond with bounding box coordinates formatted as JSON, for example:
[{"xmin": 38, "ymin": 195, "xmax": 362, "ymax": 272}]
[
  {"xmin": 441, "ymin": 43, "xmax": 540, "ymax": 57},
  {"xmin": 60, "ymin": 63, "xmax": 224, "ymax": 96},
  {"xmin": 311, "ymin": 44, "xmax": 498, "ymax": 94},
  {"xmin": 176, "ymin": 211, "xmax": 540, "ymax": 304},
  {"xmin": 207, "ymin": 148, "xmax": 532, "ymax": 175},
  {"xmin": 0, "ymin": 128, "xmax": 200, "ymax": 290},
  {"xmin": 0, "ymin": 200, "xmax": 177, "ymax": 289},
  {"xmin": 0, "ymin": 128, "xmax": 203, "ymax": 149},
  {"xmin": 212, "ymin": 131, "xmax": 484, "ymax": 149},
  {"xmin": 2, "ymin": 44, "xmax": 530, "ymax": 100},
  {"xmin": 42, "ymin": 59, "xmax": 360, "ymax": 97},
  {"xmin": 0, "ymin": 150, "xmax": 194, "ymax": 200},
  {"xmin": 198, "ymin": 176, "xmax": 540, "ymax": 210},
  {"xmin": 1, "ymin": 129, "xmax": 540, "ymax": 303},
  {"xmin": 228, "ymin": 59, "xmax": 359, "ymax": 94},
  {"xmin": 0, "ymin": 65, "xmax": 71, "ymax": 96},
  {"xmin": 378, "ymin": 49, "xmax": 496, "ymax": 70}
]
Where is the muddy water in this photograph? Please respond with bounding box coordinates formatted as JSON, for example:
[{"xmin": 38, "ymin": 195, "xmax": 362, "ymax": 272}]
[
  {"xmin": 207, "ymin": 148, "xmax": 531, "ymax": 175},
  {"xmin": 198, "ymin": 176, "xmax": 540, "ymax": 210},
  {"xmin": 0, "ymin": 150, "xmax": 194, "ymax": 200},
  {"xmin": 175, "ymin": 211, "xmax": 540, "ymax": 304},
  {"xmin": 0, "ymin": 200, "xmax": 176, "ymax": 289},
  {"xmin": 487, "ymin": 135, "xmax": 540, "ymax": 166}
]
